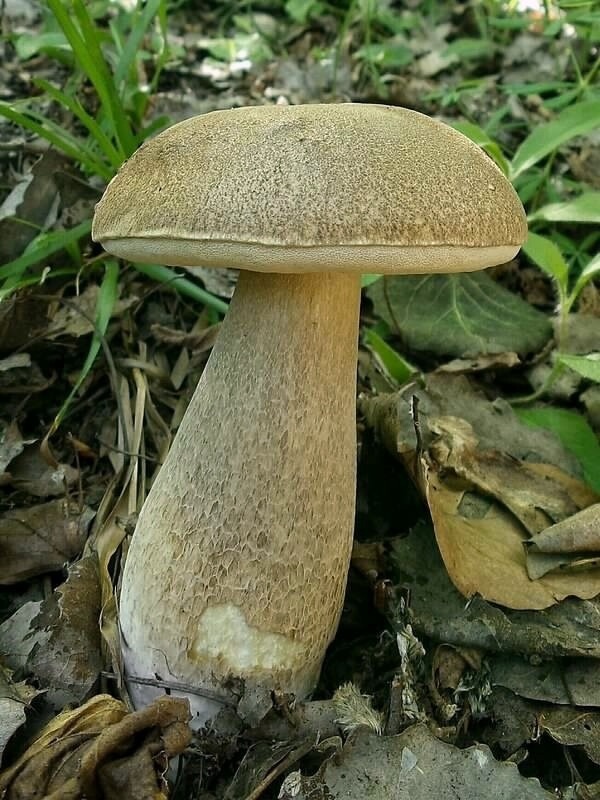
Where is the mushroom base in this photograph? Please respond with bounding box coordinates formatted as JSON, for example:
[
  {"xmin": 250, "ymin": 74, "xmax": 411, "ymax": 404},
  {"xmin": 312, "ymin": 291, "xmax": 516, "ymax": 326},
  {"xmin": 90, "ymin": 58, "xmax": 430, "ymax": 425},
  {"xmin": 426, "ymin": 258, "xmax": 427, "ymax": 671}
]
[{"xmin": 119, "ymin": 269, "xmax": 362, "ymax": 729}]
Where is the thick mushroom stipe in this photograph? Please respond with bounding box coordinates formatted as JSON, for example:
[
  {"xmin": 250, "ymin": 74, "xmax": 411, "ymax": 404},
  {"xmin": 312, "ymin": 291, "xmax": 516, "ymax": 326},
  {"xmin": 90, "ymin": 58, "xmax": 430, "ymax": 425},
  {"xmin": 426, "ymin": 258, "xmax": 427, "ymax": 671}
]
[{"xmin": 120, "ymin": 270, "xmax": 361, "ymax": 726}]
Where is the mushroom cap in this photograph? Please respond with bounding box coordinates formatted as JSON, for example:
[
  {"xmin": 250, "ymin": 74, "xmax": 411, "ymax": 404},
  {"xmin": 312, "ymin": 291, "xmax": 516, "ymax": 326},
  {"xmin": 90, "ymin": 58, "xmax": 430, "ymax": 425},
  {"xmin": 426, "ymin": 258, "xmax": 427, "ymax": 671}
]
[{"xmin": 92, "ymin": 103, "xmax": 527, "ymax": 274}]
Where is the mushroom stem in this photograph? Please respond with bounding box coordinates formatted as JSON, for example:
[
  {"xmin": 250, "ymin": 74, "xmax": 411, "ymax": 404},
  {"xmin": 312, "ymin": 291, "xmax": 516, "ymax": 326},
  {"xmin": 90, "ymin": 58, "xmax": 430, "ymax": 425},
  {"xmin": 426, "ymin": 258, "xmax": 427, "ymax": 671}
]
[{"xmin": 120, "ymin": 269, "xmax": 362, "ymax": 727}]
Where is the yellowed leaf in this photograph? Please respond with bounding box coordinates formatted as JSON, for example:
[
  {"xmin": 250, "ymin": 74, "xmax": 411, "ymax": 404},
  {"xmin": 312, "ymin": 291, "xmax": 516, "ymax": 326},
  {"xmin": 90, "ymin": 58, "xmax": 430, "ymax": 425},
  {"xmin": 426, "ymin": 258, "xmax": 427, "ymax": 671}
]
[{"xmin": 425, "ymin": 465, "xmax": 600, "ymax": 610}]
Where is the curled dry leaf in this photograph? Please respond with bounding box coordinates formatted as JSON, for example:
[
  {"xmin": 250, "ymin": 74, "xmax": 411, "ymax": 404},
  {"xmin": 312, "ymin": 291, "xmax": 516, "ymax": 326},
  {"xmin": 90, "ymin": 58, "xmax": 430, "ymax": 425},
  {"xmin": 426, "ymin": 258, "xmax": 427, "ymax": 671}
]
[
  {"xmin": 0, "ymin": 694, "xmax": 192, "ymax": 800},
  {"xmin": 425, "ymin": 463, "xmax": 600, "ymax": 610},
  {"xmin": 0, "ymin": 499, "xmax": 94, "ymax": 585},
  {"xmin": 526, "ymin": 504, "xmax": 600, "ymax": 579},
  {"xmin": 437, "ymin": 352, "xmax": 521, "ymax": 374},
  {"xmin": 0, "ymin": 665, "xmax": 39, "ymax": 766},
  {"xmin": 7, "ymin": 443, "xmax": 79, "ymax": 497},
  {"xmin": 361, "ymin": 373, "xmax": 600, "ymax": 610},
  {"xmin": 25, "ymin": 554, "xmax": 103, "ymax": 711},
  {"xmin": 528, "ymin": 503, "xmax": 600, "ymax": 554}
]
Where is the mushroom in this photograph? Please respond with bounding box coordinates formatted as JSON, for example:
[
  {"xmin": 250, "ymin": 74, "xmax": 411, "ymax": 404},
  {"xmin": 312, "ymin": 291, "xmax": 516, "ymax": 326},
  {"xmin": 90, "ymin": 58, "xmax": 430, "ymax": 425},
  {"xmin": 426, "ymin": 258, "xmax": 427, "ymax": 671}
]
[{"xmin": 92, "ymin": 103, "xmax": 527, "ymax": 729}]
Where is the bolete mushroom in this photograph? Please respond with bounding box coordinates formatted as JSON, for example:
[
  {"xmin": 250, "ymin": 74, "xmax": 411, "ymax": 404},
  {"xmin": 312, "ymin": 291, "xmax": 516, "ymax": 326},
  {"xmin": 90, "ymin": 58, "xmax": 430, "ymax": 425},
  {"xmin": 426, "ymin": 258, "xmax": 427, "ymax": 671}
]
[{"xmin": 92, "ymin": 103, "xmax": 526, "ymax": 729}]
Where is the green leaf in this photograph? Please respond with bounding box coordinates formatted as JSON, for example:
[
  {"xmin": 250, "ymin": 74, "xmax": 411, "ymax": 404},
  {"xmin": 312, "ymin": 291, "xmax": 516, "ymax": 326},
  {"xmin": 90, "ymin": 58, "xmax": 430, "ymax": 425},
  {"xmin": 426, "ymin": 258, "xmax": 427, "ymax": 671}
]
[
  {"xmin": 529, "ymin": 192, "xmax": 600, "ymax": 224},
  {"xmin": 361, "ymin": 274, "xmax": 382, "ymax": 288},
  {"xmin": 515, "ymin": 406, "xmax": 600, "ymax": 493},
  {"xmin": 444, "ymin": 38, "xmax": 497, "ymax": 60},
  {"xmin": 573, "ymin": 253, "xmax": 600, "ymax": 297},
  {"xmin": 363, "ymin": 328, "xmax": 416, "ymax": 386},
  {"xmin": 557, "ymin": 353, "xmax": 600, "ymax": 383},
  {"xmin": 367, "ymin": 273, "xmax": 552, "ymax": 358},
  {"xmin": 355, "ymin": 42, "xmax": 413, "ymax": 69},
  {"xmin": 285, "ymin": 0, "xmax": 323, "ymax": 23},
  {"xmin": 452, "ymin": 120, "xmax": 510, "ymax": 175},
  {"xmin": 523, "ymin": 231, "xmax": 569, "ymax": 291},
  {"xmin": 510, "ymin": 100, "xmax": 600, "ymax": 179},
  {"xmin": 14, "ymin": 31, "xmax": 70, "ymax": 60}
]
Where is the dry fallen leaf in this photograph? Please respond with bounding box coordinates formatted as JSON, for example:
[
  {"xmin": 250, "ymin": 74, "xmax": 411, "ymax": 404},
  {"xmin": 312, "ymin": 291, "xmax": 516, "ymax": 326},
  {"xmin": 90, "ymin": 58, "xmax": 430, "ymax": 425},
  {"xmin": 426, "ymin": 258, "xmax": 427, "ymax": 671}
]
[
  {"xmin": 361, "ymin": 374, "xmax": 600, "ymax": 610},
  {"xmin": 527, "ymin": 503, "xmax": 600, "ymax": 555},
  {"xmin": 540, "ymin": 706, "xmax": 600, "ymax": 764},
  {"xmin": 0, "ymin": 499, "xmax": 94, "ymax": 585},
  {"xmin": 278, "ymin": 724, "xmax": 554, "ymax": 800},
  {"xmin": 7, "ymin": 443, "xmax": 79, "ymax": 497},
  {"xmin": 45, "ymin": 284, "xmax": 137, "ymax": 340},
  {"xmin": 25, "ymin": 554, "xmax": 103, "ymax": 711},
  {"xmin": 425, "ymin": 465, "xmax": 600, "ymax": 610},
  {"xmin": 0, "ymin": 694, "xmax": 192, "ymax": 800},
  {"xmin": 0, "ymin": 665, "xmax": 39, "ymax": 765}
]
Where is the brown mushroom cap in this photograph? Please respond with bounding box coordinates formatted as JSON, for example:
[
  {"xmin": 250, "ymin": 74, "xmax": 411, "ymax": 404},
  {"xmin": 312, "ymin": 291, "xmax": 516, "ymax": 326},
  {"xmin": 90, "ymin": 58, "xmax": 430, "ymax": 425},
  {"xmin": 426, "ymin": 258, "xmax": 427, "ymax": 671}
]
[{"xmin": 92, "ymin": 103, "xmax": 526, "ymax": 274}]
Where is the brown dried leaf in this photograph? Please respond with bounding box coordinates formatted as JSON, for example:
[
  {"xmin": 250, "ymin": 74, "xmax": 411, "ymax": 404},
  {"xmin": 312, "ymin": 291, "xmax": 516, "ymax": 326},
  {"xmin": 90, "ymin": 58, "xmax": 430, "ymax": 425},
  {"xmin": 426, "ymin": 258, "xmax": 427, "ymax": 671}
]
[
  {"xmin": 0, "ymin": 695, "xmax": 191, "ymax": 800},
  {"xmin": 528, "ymin": 503, "xmax": 600, "ymax": 554},
  {"xmin": 0, "ymin": 665, "xmax": 39, "ymax": 764},
  {"xmin": 25, "ymin": 555, "xmax": 103, "ymax": 710},
  {"xmin": 361, "ymin": 374, "xmax": 600, "ymax": 610},
  {"xmin": 0, "ymin": 421, "xmax": 30, "ymax": 476},
  {"xmin": 437, "ymin": 352, "xmax": 521, "ymax": 374},
  {"xmin": 0, "ymin": 499, "xmax": 93, "ymax": 584},
  {"xmin": 0, "ymin": 500, "xmax": 93, "ymax": 583},
  {"xmin": 45, "ymin": 285, "xmax": 136, "ymax": 339},
  {"xmin": 539, "ymin": 706, "xmax": 600, "ymax": 764},
  {"xmin": 425, "ymin": 465, "xmax": 600, "ymax": 610},
  {"xmin": 7, "ymin": 443, "xmax": 79, "ymax": 497},
  {"xmin": 428, "ymin": 415, "xmax": 595, "ymax": 536}
]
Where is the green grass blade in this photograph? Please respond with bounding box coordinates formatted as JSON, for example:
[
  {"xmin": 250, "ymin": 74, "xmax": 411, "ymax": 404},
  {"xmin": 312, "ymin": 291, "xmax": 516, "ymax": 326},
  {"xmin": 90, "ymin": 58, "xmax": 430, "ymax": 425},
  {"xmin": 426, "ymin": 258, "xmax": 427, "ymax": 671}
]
[
  {"xmin": 47, "ymin": 0, "xmax": 135, "ymax": 158},
  {"xmin": 0, "ymin": 268, "xmax": 78, "ymax": 301},
  {"xmin": 0, "ymin": 220, "xmax": 92, "ymax": 282},
  {"xmin": 511, "ymin": 100, "xmax": 600, "ymax": 179},
  {"xmin": 363, "ymin": 328, "xmax": 415, "ymax": 386},
  {"xmin": 133, "ymin": 263, "xmax": 229, "ymax": 314},
  {"xmin": 114, "ymin": 0, "xmax": 162, "ymax": 88},
  {"xmin": 71, "ymin": 0, "xmax": 137, "ymax": 154},
  {"xmin": 0, "ymin": 102, "xmax": 112, "ymax": 179},
  {"xmin": 452, "ymin": 120, "xmax": 510, "ymax": 175},
  {"xmin": 34, "ymin": 78, "xmax": 122, "ymax": 169},
  {"xmin": 49, "ymin": 258, "xmax": 119, "ymax": 434}
]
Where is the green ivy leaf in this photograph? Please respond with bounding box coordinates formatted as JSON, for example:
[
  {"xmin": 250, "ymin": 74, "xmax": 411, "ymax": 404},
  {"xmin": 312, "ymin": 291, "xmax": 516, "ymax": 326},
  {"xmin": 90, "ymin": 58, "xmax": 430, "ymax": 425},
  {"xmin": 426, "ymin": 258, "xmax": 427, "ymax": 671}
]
[{"xmin": 367, "ymin": 273, "xmax": 552, "ymax": 358}]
